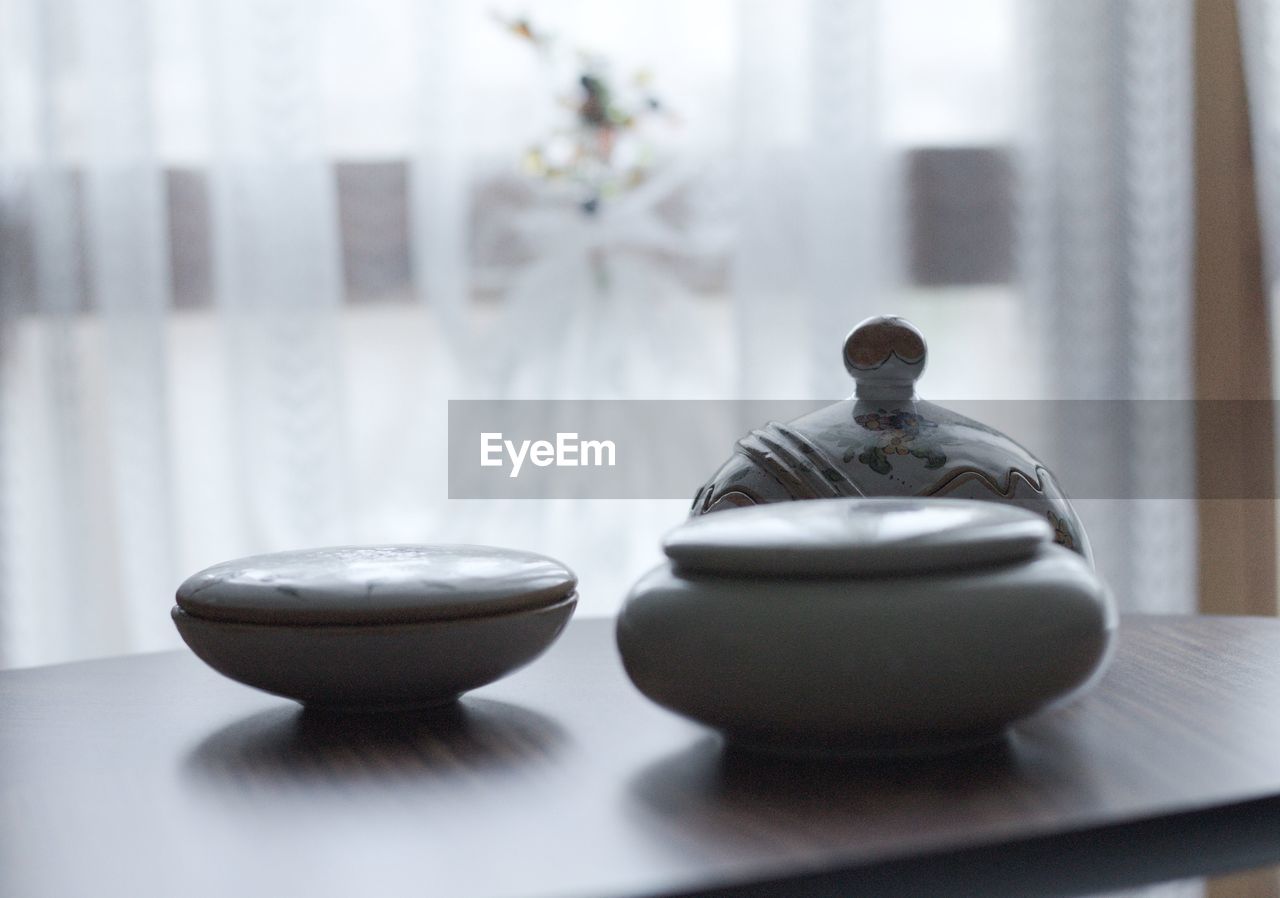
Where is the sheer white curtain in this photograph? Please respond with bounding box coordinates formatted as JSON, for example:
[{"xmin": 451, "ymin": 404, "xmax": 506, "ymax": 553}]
[
  {"xmin": 1020, "ymin": 0, "xmax": 1197, "ymax": 614},
  {"xmin": 0, "ymin": 0, "xmax": 1198, "ymax": 668}
]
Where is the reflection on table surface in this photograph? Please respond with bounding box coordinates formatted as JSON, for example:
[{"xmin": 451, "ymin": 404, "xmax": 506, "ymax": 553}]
[{"xmin": 1095, "ymin": 866, "xmax": 1280, "ymax": 897}]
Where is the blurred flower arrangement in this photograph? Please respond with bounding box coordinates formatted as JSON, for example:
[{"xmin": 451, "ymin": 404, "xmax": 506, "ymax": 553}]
[
  {"xmin": 486, "ymin": 13, "xmax": 719, "ymax": 400},
  {"xmin": 495, "ymin": 13, "xmax": 676, "ymax": 216}
]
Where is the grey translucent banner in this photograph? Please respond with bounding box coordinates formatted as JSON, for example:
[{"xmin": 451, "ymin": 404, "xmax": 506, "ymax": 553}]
[{"xmin": 447, "ymin": 400, "xmax": 1272, "ymax": 500}]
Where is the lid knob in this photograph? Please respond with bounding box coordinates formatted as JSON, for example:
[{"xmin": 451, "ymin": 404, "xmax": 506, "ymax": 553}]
[{"xmin": 843, "ymin": 316, "xmax": 927, "ymax": 400}]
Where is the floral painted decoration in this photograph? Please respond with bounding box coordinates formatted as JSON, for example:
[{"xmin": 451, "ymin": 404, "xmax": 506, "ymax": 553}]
[
  {"xmin": 1047, "ymin": 509, "xmax": 1076, "ymax": 551},
  {"xmin": 847, "ymin": 408, "xmax": 949, "ymax": 475}
]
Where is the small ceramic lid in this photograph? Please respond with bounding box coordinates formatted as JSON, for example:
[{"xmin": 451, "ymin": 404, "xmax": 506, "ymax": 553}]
[
  {"xmin": 664, "ymin": 498, "xmax": 1052, "ymax": 577},
  {"xmin": 175, "ymin": 544, "xmax": 577, "ymax": 626}
]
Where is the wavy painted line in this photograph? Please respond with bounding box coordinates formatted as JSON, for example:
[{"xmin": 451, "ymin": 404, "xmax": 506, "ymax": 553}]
[{"xmin": 922, "ymin": 466, "xmax": 1048, "ymax": 499}]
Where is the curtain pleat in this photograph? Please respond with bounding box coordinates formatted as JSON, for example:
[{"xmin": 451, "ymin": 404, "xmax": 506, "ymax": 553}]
[
  {"xmin": 731, "ymin": 0, "xmax": 887, "ymax": 400},
  {"xmin": 1022, "ymin": 0, "xmax": 1196, "ymax": 613},
  {"xmin": 76, "ymin": 0, "xmax": 178, "ymax": 649},
  {"xmin": 206, "ymin": 0, "xmax": 350, "ymax": 552}
]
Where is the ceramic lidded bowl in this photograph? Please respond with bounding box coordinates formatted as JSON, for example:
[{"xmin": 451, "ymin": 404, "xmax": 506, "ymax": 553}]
[
  {"xmin": 617, "ymin": 498, "xmax": 1116, "ymax": 757},
  {"xmin": 173, "ymin": 544, "xmax": 577, "ymax": 711},
  {"xmin": 691, "ymin": 315, "xmax": 1092, "ymax": 561}
]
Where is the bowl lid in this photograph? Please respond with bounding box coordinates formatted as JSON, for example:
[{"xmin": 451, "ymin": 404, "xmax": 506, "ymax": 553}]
[
  {"xmin": 686, "ymin": 315, "xmax": 1091, "ymax": 562},
  {"xmin": 664, "ymin": 498, "xmax": 1052, "ymax": 578},
  {"xmin": 175, "ymin": 544, "xmax": 577, "ymax": 626}
]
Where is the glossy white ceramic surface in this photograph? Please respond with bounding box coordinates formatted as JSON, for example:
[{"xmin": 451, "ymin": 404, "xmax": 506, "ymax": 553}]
[
  {"xmin": 176, "ymin": 544, "xmax": 577, "ymax": 626},
  {"xmin": 665, "ymin": 497, "xmax": 1052, "ymax": 577},
  {"xmin": 172, "ymin": 544, "xmax": 579, "ymax": 710},
  {"xmin": 618, "ymin": 544, "xmax": 1115, "ymax": 756},
  {"xmin": 174, "ymin": 595, "xmax": 577, "ymax": 711}
]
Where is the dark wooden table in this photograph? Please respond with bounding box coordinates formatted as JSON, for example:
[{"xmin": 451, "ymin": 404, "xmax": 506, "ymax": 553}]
[{"xmin": 4, "ymin": 616, "xmax": 1280, "ymax": 898}]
